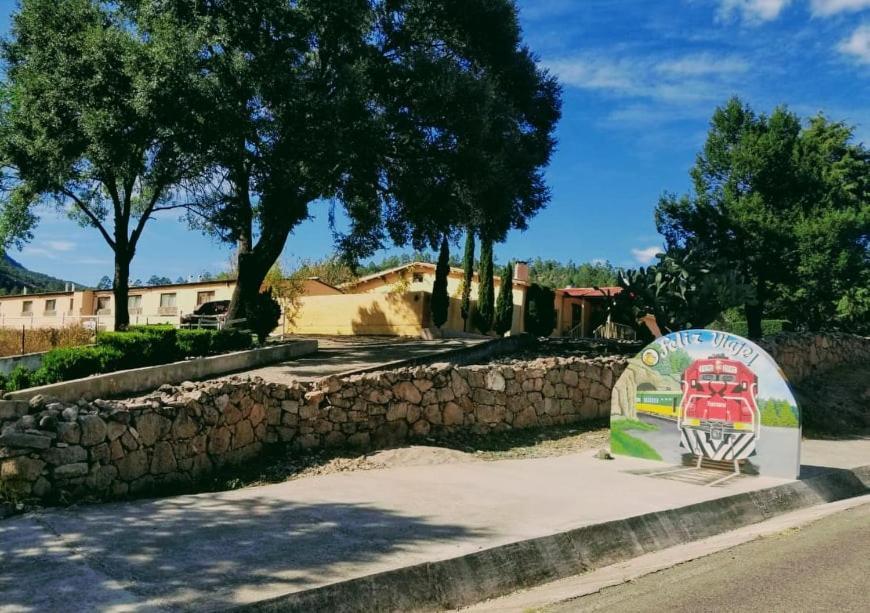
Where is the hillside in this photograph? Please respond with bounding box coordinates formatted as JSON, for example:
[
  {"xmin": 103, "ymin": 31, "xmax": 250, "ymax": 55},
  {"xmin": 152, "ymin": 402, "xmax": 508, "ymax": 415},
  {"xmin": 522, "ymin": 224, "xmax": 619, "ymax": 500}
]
[{"xmin": 0, "ymin": 254, "xmax": 81, "ymax": 295}]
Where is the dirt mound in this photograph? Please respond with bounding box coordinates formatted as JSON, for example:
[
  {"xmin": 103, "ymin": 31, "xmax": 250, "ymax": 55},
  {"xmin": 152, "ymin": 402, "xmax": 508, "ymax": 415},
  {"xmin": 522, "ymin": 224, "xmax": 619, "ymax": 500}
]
[{"xmin": 365, "ymin": 446, "xmax": 480, "ymax": 468}]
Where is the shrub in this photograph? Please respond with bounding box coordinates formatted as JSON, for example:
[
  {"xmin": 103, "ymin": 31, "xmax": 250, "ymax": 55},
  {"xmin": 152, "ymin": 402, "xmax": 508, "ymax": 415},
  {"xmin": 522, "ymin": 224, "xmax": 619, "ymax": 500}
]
[
  {"xmin": 248, "ymin": 289, "xmax": 281, "ymax": 344},
  {"xmin": 176, "ymin": 329, "xmax": 213, "ymax": 357},
  {"xmin": 711, "ymin": 319, "xmax": 793, "ymax": 338},
  {"xmin": 211, "ymin": 328, "xmax": 252, "ymax": 353},
  {"xmin": 6, "ymin": 366, "xmax": 34, "ymax": 391},
  {"xmin": 525, "ymin": 283, "xmax": 556, "ymax": 337},
  {"xmin": 36, "ymin": 346, "xmax": 123, "ymax": 385}
]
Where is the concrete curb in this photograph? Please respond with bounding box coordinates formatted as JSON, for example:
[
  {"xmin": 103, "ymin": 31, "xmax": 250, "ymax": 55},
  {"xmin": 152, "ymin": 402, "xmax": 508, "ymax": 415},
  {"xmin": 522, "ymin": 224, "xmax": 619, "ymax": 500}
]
[
  {"xmin": 4, "ymin": 340, "xmax": 318, "ymax": 402},
  {"xmin": 234, "ymin": 464, "xmax": 870, "ymax": 613},
  {"xmin": 333, "ymin": 334, "xmax": 537, "ymax": 380}
]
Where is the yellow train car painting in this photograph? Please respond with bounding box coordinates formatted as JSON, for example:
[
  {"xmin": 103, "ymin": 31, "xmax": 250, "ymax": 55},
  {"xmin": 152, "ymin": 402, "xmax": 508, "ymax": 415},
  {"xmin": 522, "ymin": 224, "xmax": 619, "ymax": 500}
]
[{"xmin": 635, "ymin": 390, "xmax": 683, "ymax": 420}]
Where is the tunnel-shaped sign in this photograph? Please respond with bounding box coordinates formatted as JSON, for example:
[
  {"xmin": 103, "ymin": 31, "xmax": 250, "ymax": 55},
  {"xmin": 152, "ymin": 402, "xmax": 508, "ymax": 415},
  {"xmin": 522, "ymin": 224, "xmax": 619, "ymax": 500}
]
[{"xmin": 611, "ymin": 330, "xmax": 800, "ymax": 479}]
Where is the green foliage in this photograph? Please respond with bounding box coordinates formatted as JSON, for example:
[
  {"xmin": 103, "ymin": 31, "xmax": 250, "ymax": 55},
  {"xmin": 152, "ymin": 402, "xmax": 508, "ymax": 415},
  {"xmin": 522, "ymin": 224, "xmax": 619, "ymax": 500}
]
[
  {"xmin": 474, "ymin": 237, "xmax": 495, "ymax": 334},
  {"xmin": 209, "ymin": 329, "xmax": 252, "ymax": 354},
  {"xmin": 612, "ymin": 248, "xmax": 754, "ymax": 335},
  {"xmin": 529, "ymin": 258, "xmax": 618, "ymax": 289},
  {"xmin": 248, "ymin": 289, "xmax": 281, "ymax": 344},
  {"xmin": 431, "ymin": 237, "xmax": 450, "ymax": 329},
  {"xmin": 524, "ymin": 283, "xmax": 557, "ymax": 337},
  {"xmin": 656, "ymin": 98, "xmax": 869, "ymax": 336},
  {"xmin": 493, "ymin": 262, "xmax": 514, "ymax": 336},
  {"xmin": 709, "ymin": 319, "xmax": 793, "ymax": 338},
  {"xmin": 460, "ymin": 230, "xmax": 475, "ymax": 328},
  {"xmin": 176, "ymin": 329, "xmax": 214, "ymax": 357},
  {"xmin": 759, "ymin": 399, "xmax": 799, "ymax": 428},
  {"xmin": 37, "ymin": 346, "xmax": 124, "ymax": 385},
  {"xmin": 610, "ymin": 418, "xmax": 663, "ymax": 460},
  {"xmin": 653, "ymin": 349, "xmax": 693, "ymax": 379}
]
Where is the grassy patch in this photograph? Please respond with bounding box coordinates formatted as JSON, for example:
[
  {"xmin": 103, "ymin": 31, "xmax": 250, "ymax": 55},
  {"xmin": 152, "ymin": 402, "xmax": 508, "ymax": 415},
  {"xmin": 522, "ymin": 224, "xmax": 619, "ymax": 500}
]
[{"xmin": 611, "ymin": 418, "xmax": 662, "ymax": 460}]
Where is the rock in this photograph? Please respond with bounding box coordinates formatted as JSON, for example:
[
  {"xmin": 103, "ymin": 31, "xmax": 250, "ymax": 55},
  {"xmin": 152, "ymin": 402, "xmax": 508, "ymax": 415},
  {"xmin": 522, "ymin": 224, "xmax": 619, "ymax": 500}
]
[
  {"xmin": 1, "ymin": 456, "xmax": 45, "ymax": 480},
  {"xmin": 90, "ymin": 443, "xmax": 110, "ymax": 464},
  {"xmin": 42, "ymin": 445, "xmax": 87, "ymax": 466},
  {"xmin": 207, "ymin": 427, "xmax": 231, "ymax": 455},
  {"xmin": 32, "ymin": 476, "xmax": 52, "ymax": 498},
  {"xmin": 485, "ymin": 370, "xmax": 506, "ymax": 392},
  {"xmin": 87, "ymin": 465, "xmax": 118, "ymax": 490},
  {"xmin": 413, "ymin": 379, "xmax": 434, "ymax": 393},
  {"xmin": 233, "ymin": 421, "xmax": 254, "ymax": 448},
  {"xmin": 56, "ymin": 422, "xmax": 81, "ymax": 445},
  {"xmin": 442, "ymin": 402, "xmax": 464, "ymax": 426},
  {"xmin": 595, "ymin": 449, "xmax": 614, "ymax": 460},
  {"xmin": 0, "ymin": 432, "xmax": 52, "ymax": 449},
  {"xmin": 79, "ymin": 415, "xmax": 108, "ymax": 447},
  {"xmin": 393, "ymin": 381, "xmax": 422, "ymax": 404},
  {"xmin": 54, "ymin": 463, "xmax": 89, "ymax": 478},
  {"xmin": 107, "ymin": 421, "xmax": 126, "ymax": 441},
  {"xmin": 116, "ymin": 449, "xmax": 149, "ymax": 481},
  {"xmin": 386, "ymin": 403, "xmax": 408, "ymax": 422},
  {"xmin": 171, "ymin": 410, "xmax": 199, "ymax": 439},
  {"xmin": 150, "ymin": 442, "xmax": 177, "ymax": 474},
  {"xmin": 134, "ymin": 413, "xmax": 170, "ymax": 447},
  {"xmin": 38, "ymin": 414, "xmax": 58, "ymax": 431},
  {"xmin": 249, "ymin": 403, "xmax": 266, "ymax": 427}
]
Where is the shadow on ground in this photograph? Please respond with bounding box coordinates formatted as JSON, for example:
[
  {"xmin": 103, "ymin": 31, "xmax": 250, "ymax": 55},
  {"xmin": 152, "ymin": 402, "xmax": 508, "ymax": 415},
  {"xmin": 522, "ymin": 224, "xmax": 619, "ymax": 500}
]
[{"xmin": 0, "ymin": 495, "xmax": 486, "ymax": 611}]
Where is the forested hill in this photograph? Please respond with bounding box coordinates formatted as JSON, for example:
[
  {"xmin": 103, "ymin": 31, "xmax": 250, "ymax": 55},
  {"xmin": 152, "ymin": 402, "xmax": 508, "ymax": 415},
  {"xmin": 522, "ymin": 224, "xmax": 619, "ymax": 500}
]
[{"xmin": 0, "ymin": 254, "xmax": 79, "ymax": 295}]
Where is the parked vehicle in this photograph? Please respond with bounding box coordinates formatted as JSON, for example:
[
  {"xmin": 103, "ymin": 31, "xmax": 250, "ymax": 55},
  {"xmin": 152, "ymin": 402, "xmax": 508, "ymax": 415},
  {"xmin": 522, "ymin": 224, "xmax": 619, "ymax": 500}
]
[{"xmin": 180, "ymin": 300, "xmax": 230, "ymax": 328}]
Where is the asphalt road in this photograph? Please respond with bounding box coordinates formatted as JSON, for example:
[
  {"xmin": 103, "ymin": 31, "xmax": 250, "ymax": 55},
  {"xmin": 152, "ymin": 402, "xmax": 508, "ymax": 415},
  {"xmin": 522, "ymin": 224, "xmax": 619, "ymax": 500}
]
[{"xmin": 545, "ymin": 502, "xmax": 870, "ymax": 613}]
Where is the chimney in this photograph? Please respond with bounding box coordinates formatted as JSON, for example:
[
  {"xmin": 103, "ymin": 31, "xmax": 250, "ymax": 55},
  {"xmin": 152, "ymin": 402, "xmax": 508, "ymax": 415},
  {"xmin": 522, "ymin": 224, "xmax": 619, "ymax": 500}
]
[
  {"xmin": 513, "ymin": 261, "xmax": 529, "ymax": 283},
  {"xmin": 22, "ymin": 287, "xmax": 28, "ymax": 295}
]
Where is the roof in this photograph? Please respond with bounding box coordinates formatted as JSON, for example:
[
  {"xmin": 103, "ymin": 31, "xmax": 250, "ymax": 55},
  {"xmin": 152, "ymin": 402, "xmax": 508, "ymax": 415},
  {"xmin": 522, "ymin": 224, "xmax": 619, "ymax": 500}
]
[
  {"xmin": 558, "ymin": 286, "xmax": 623, "ymax": 298},
  {"xmin": 343, "ymin": 261, "xmax": 528, "ymax": 289}
]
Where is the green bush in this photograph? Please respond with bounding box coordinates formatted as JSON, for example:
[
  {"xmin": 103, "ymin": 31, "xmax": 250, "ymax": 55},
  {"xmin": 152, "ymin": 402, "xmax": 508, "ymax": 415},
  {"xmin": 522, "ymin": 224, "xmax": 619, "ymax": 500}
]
[
  {"xmin": 712, "ymin": 319, "xmax": 793, "ymax": 338},
  {"xmin": 211, "ymin": 328, "xmax": 252, "ymax": 353},
  {"xmin": 248, "ymin": 289, "xmax": 281, "ymax": 344},
  {"xmin": 6, "ymin": 366, "xmax": 35, "ymax": 391},
  {"xmin": 37, "ymin": 346, "xmax": 123, "ymax": 385},
  {"xmin": 176, "ymin": 329, "xmax": 213, "ymax": 357}
]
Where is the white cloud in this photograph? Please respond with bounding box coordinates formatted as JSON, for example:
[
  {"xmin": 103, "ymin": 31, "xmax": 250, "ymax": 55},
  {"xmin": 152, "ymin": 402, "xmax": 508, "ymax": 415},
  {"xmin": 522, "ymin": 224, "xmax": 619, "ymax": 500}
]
[
  {"xmin": 544, "ymin": 52, "xmax": 749, "ymax": 103},
  {"xmin": 631, "ymin": 246, "xmax": 662, "ymax": 265},
  {"xmin": 717, "ymin": 0, "xmax": 792, "ymax": 23},
  {"xmin": 838, "ymin": 23, "xmax": 870, "ymax": 63},
  {"xmin": 46, "ymin": 240, "xmax": 75, "ymax": 252},
  {"xmin": 810, "ymin": 0, "xmax": 870, "ymax": 16}
]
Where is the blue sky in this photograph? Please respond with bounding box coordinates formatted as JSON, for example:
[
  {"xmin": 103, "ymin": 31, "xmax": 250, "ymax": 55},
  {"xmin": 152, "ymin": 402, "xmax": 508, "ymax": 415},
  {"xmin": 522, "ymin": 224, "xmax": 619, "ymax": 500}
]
[{"xmin": 2, "ymin": 0, "xmax": 868, "ymax": 286}]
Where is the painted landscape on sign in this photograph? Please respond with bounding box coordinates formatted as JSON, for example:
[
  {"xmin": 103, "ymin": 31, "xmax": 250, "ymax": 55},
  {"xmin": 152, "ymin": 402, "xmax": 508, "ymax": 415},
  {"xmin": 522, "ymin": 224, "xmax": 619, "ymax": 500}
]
[{"xmin": 610, "ymin": 330, "xmax": 801, "ymax": 479}]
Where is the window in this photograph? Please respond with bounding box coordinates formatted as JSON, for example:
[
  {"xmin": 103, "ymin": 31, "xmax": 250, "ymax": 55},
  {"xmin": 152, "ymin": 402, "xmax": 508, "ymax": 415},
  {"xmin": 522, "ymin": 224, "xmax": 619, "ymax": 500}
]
[
  {"xmin": 159, "ymin": 293, "xmax": 177, "ymax": 315},
  {"xmin": 96, "ymin": 296, "xmax": 111, "ymax": 314},
  {"xmin": 22, "ymin": 300, "xmax": 32, "ymax": 314},
  {"xmin": 69, "ymin": 298, "xmax": 74, "ymax": 313},
  {"xmin": 44, "ymin": 299, "xmax": 56, "ymax": 315},
  {"xmin": 412, "ymin": 272, "xmax": 424, "ymax": 283},
  {"xmin": 160, "ymin": 293, "xmax": 177, "ymax": 307},
  {"xmin": 197, "ymin": 290, "xmax": 215, "ymax": 306},
  {"xmin": 128, "ymin": 295, "xmax": 142, "ymax": 314}
]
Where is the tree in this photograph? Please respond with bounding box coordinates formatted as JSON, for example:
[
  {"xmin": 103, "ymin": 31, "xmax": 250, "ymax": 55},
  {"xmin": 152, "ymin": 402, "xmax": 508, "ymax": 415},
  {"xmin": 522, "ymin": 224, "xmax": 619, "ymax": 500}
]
[
  {"xmin": 96, "ymin": 276, "xmax": 112, "ymax": 290},
  {"xmin": 474, "ymin": 236, "xmax": 495, "ymax": 334},
  {"xmin": 431, "ymin": 236, "xmax": 450, "ymax": 329},
  {"xmin": 529, "ymin": 258, "xmax": 618, "ymax": 289},
  {"xmin": 262, "ymin": 262, "xmax": 305, "ymax": 330},
  {"xmin": 248, "ymin": 288, "xmax": 281, "ymax": 345},
  {"xmin": 0, "ymin": 0, "xmax": 206, "ymax": 330},
  {"xmin": 166, "ymin": 0, "xmax": 559, "ymax": 326},
  {"xmin": 525, "ymin": 283, "xmax": 556, "ymax": 337},
  {"xmin": 460, "ymin": 230, "xmax": 475, "ymax": 331},
  {"xmin": 293, "ymin": 256, "xmax": 358, "ymax": 288},
  {"xmin": 656, "ymin": 98, "xmax": 869, "ymax": 337},
  {"xmin": 494, "ymin": 262, "xmax": 514, "ymax": 336},
  {"xmin": 146, "ymin": 276, "xmax": 172, "ymax": 287}
]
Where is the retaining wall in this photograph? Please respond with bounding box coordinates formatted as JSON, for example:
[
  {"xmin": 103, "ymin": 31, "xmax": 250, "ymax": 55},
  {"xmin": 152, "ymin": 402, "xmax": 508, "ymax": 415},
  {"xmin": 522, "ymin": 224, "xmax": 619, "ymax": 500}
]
[
  {"xmin": 0, "ymin": 355, "xmax": 626, "ymax": 501},
  {"xmin": 761, "ymin": 332, "xmax": 870, "ymax": 384}
]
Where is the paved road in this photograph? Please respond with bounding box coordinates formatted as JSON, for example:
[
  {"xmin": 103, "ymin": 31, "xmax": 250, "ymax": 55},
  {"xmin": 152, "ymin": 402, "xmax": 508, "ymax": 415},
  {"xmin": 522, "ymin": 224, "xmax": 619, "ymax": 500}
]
[
  {"xmin": 242, "ymin": 336, "xmax": 486, "ymax": 383},
  {"xmin": 545, "ymin": 501, "xmax": 870, "ymax": 613}
]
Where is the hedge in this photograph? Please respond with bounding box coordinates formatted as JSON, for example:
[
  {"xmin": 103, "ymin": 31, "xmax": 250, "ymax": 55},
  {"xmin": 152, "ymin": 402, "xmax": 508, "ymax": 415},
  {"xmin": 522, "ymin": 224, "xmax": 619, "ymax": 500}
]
[
  {"xmin": 713, "ymin": 319, "xmax": 793, "ymax": 338},
  {"xmin": 0, "ymin": 327, "xmax": 253, "ymax": 392}
]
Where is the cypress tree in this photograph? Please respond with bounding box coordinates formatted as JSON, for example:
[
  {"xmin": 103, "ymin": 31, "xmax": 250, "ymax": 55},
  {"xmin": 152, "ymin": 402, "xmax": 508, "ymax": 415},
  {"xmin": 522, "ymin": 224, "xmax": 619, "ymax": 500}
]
[
  {"xmin": 431, "ymin": 236, "xmax": 450, "ymax": 328},
  {"xmin": 475, "ymin": 236, "xmax": 495, "ymax": 334},
  {"xmin": 460, "ymin": 229, "xmax": 475, "ymax": 330},
  {"xmin": 493, "ymin": 262, "xmax": 514, "ymax": 336}
]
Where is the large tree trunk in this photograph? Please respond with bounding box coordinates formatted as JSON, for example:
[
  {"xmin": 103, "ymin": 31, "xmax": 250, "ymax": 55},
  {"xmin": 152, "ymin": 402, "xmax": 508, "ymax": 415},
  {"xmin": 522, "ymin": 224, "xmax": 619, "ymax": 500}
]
[
  {"xmin": 745, "ymin": 300, "xmax": 763, "ymax": 340},
  {"xmin": 113, "ymin": 250, "xmax": 131, "ymax": 331}
]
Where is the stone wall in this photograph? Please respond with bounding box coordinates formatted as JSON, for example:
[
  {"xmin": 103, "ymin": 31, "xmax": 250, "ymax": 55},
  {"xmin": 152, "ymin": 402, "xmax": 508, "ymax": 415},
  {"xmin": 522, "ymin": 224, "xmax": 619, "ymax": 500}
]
[
  {"xmin": 0, "ymin": 355, "xmax": 626, "ymax": 502},
  {"xmin": 761, "ymin": 333, "xmax": 870, "ymax": 384}
]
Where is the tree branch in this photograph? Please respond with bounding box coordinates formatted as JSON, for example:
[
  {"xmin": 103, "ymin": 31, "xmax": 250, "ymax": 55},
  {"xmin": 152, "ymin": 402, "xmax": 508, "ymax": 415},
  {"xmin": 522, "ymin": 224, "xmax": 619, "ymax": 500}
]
[{"xmin": 61, "ymin": 189, "xmax": 116, "ymax": 249}]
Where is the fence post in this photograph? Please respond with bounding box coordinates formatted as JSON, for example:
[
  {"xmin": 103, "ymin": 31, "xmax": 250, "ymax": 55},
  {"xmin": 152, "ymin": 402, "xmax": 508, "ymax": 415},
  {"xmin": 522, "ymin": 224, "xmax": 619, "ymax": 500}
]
[{"xmin": 20, "ymin": 324, "xmax": 25, "ymax": 355}]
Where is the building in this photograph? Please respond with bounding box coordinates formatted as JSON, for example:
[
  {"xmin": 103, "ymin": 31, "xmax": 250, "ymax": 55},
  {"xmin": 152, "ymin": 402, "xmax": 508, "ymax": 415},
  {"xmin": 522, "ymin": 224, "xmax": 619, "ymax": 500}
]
[
  {"xmin": 553, "ymin": 286, "xmax": 622, "ymax": 338},
  {"xmin": 285, "ymin": 261, "xmax": 531, "ymax": 337}
]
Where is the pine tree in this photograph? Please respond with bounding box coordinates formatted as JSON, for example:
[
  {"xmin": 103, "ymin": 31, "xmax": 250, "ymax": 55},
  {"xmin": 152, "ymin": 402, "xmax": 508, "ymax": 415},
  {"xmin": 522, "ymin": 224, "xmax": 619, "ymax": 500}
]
[
  {"xmin": 431, "ymin": 236, "xmax": 450, "ymax": 328},
  {"xmin": 493, "ymin": 262, "xmax": 514, "ymax": 336},
  {"xmin": 474, "ymin": 236, "xmax": 494, "ymax": 334},
  {"xmin": 460, "ymin": 229, "xmax": 475, "ymax": 330}
]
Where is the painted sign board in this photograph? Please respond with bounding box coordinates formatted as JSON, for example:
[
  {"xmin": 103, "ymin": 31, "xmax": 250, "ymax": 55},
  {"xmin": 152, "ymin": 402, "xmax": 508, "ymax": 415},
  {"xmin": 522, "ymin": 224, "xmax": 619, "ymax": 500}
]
[{"xmin": 611, "ymin": 330, "xmax": 800, "ymax": 479}]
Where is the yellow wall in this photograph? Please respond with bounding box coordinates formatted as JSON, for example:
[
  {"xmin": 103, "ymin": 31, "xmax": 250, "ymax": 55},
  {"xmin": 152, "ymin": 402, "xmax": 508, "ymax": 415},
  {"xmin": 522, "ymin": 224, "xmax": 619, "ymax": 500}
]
[
  {"xmin": 286, "ymin": 291, "xmax": 431, "ymax": 336},
  {"xmin": 349, "ymin": 265, "xmax": 527, "ymax": 334}
]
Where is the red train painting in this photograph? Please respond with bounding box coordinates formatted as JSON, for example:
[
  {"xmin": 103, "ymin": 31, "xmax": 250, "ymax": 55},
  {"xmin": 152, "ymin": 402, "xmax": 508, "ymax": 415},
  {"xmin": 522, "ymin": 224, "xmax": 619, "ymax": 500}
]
[{"xmin": 678, "ymin": 355, "xmax": 760, "ymax": 466}]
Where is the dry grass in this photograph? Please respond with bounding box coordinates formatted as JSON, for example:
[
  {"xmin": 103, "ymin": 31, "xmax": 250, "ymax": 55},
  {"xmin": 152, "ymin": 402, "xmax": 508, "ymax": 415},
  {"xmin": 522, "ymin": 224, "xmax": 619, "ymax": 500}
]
[{"xmin": 0, "ymin": 325, "xmax": 94, "ymax": 357}]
